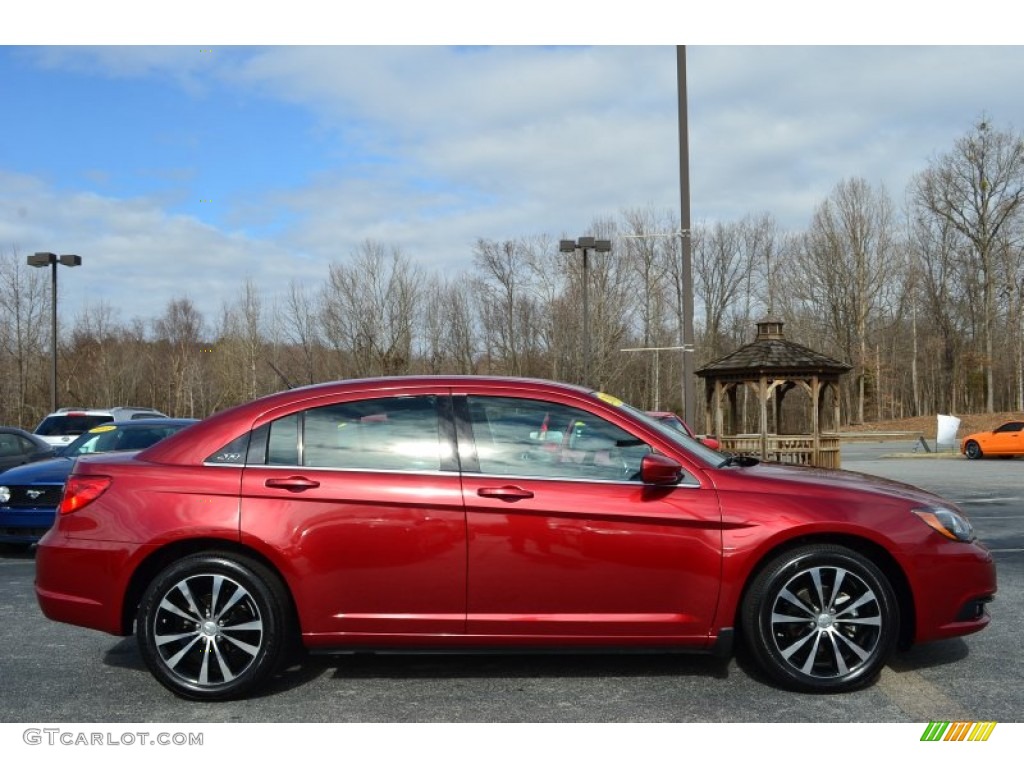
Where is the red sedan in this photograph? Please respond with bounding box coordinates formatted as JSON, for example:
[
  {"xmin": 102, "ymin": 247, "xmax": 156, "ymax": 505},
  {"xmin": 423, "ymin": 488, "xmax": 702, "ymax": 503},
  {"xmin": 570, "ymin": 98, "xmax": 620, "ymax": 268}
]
[{"xmin": 35, "ymin": 376, "xmax": 996, "ymax": 701}]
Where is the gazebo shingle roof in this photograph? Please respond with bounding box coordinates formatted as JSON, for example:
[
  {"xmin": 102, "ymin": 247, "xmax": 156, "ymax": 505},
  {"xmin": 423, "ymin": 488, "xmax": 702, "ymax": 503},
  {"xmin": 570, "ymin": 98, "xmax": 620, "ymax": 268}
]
[{"xmin": 696, "ymin": 321, "xmax": 851, "ymax": 378}]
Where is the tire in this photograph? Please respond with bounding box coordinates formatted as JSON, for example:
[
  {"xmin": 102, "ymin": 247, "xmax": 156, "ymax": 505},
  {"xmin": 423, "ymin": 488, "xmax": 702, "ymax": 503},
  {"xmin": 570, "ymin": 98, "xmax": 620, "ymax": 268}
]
[
  {"xmin": 136, "ymin": 552, "xmax": 292, "ymax": 701},
  {"xmin": 964, "ymin": 441, "xmax": 983, "ymax": 460},
  {"xmin": 741, "ymin": 544, "xmax": 898, "ymax": 693}
]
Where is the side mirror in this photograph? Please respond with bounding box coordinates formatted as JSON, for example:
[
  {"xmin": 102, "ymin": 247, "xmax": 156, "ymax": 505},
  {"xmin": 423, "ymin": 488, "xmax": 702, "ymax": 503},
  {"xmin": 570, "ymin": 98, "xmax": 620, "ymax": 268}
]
[{"xmin": 640, "ymin": 453, "xmax": 683, "ymax": 485}]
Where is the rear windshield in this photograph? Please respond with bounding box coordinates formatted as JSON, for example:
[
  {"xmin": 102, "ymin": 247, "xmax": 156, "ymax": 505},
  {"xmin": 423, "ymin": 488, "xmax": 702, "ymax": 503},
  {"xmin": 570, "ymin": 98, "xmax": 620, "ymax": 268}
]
[{"xmin": 34, "ymin": 414, "xmax": 114, "ymax": 437}]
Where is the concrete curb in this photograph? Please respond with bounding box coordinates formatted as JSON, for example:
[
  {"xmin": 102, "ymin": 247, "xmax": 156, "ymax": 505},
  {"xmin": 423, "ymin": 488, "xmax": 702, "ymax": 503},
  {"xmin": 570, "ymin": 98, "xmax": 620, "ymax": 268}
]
[{"xmin": 880, "ymin": 451, "xmax": 964, "ymax": 459}]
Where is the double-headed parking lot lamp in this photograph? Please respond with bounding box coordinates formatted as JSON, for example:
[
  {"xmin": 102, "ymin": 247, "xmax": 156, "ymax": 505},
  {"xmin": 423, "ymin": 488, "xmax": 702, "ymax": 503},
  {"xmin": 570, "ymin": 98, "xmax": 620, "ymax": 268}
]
[
  {"xmin": 560, "ymin": 237, "xmax": 612, "ymax": 386},
  {"xmin": 27, "ymin": 251, "xmax": 82, "ymax": 413}
]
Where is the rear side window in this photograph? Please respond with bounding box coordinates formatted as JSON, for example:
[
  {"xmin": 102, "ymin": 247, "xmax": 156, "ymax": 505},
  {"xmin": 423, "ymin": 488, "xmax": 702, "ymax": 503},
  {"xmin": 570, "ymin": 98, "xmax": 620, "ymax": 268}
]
[
  {"xmin": 208, "ymin": 395, "xmax": 447, "ymax": 471},
  {"xmin": 301, "ymin": 396, "xmax": 443, "ymax": 470}
]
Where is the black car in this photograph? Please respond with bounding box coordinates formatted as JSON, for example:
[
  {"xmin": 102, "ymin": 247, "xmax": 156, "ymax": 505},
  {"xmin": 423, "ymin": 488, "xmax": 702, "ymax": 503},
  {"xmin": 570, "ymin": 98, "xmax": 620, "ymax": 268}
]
[{"xmin": 0, "ymin": 427, "xmax": 55, "ymax": 473}]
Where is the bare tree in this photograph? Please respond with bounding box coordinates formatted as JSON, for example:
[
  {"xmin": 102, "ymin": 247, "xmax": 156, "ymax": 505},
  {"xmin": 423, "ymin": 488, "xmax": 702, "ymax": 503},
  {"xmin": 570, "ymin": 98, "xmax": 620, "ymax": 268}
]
[
  {"xmin": 153, "ymin": 297, "xmax": 205, "ymax": 417},
  {"xmin": 913, "ymin": 117, "xmax": 1024, "ymax": 412},
  {"xmin": 792, "ymin": 178, "xmax": 899, "ymax": 422},
  {"xmin": 620, "ymin": 207, "xmax": 676, "ymax": 408},
  {"xmin": 419, "ymin": 275, "xmax": 478, "ymax": 374},
  {"xmin": 0, "ymin": 251, "xmax": 50, "ymax": 426},
  {"xmin": 692, "ymin": 219, "xmax": 757, "ymax": 360},
  {"xmin": 320, "ymin": 241, "xmax": 421, "ymax": 377},
  {"xmin": 280, "ymin": 280, "xmax": 323, "ymax": 386},
  {"xmin": 215, "ymin": 279, "xmax": 267, "ymax": 407},
  {"xmin": 473, "ymin": 238, "xmax": 539, "ymax": 376}
]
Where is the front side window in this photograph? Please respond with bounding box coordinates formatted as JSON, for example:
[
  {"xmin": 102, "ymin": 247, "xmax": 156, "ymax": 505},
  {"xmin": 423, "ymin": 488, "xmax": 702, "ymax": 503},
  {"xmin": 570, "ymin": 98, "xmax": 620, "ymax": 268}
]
[{"xmin": 465, "ymin": 396, "xmax": 650, "ymax": 482}]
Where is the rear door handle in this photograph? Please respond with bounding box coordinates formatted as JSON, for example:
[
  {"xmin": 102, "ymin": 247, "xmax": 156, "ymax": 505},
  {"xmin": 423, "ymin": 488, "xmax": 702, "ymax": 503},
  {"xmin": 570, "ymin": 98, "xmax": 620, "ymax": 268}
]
[
  {"xmin": 265, "ymin": 476, "xmax": 320, "ymax": 492},
  {"xmin": 477, "ymin": 485, "xmax": 534, "ymax": 501}
]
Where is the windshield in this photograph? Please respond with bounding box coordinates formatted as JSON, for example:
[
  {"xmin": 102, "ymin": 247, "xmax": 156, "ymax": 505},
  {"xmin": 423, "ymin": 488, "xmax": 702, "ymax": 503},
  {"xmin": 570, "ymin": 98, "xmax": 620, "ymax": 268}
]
[
  {"xmin": 601, "ymin": 396, "xmax": 725, "ymax": 465},
  {"xmin": 60, "ymin": 424, "xmax": 184, "ymax": 457},
  {"xmin": 35, "ymin": 414, "xmax": 113, "ymax": 437}
]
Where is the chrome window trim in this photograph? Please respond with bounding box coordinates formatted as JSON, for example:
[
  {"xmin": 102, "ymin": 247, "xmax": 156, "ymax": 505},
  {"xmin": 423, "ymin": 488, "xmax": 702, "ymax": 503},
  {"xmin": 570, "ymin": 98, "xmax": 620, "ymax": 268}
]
[{"xmin": 204, "ymin": 460, "xmax": 701, "ymax": 488}]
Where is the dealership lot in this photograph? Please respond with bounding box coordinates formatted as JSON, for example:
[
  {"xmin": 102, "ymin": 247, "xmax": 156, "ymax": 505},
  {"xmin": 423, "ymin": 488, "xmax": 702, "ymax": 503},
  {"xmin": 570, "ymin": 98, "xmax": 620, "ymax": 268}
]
[{"xmin": 1, "ymin": 442, "xmax": 1020, "ymax": 722}]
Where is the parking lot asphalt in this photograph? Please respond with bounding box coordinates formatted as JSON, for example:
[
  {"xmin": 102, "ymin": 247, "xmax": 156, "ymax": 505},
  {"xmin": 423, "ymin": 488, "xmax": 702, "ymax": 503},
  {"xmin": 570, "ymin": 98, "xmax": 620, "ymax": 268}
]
[{"xmin": 0, "ymin": 440, "xmax": 1019, "ymax": 723}]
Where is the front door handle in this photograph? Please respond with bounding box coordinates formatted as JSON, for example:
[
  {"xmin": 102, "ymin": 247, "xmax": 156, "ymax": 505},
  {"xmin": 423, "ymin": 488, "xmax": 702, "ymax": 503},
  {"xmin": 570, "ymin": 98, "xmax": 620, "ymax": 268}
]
[
  {"xmin": 265, "ymin": 476, "xmax": 320, "ymax": 492},
  {"xmin": 477, "ymin": 485, "xmax": 534, "ymax": 501}
]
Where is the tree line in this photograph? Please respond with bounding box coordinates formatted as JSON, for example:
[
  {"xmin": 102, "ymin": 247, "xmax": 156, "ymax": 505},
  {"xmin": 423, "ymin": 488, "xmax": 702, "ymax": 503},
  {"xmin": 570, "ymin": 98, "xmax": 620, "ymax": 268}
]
[{"xmin": 3, "ymin": 117, "xmax": 1023, "ymax": 434}]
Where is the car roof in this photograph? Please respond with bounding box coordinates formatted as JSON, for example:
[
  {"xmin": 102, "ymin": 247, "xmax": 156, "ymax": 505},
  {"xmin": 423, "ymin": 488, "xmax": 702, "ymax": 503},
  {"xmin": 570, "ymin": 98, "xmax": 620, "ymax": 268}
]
[
  {"xmin": 1, "ymin": 426, "xmax": 40, "ymax": 436},
  {"xmin": 139, "ymin": 376, "xmax": 596, "ymax": 465},
  {"xmin": 48, "ymin": 406, "xmax": 165, "ymax": 415},
  {"xmin": 86, "ymin": 417, "xmax": 198, "ymax": 430}
]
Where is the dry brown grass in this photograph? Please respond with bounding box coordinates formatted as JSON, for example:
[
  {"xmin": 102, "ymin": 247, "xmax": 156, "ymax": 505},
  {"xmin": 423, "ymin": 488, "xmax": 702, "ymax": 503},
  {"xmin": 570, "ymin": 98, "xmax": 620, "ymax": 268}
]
[{"xmin": 844, "ymin": 412, "xmax": 1023, "ymax": 438}]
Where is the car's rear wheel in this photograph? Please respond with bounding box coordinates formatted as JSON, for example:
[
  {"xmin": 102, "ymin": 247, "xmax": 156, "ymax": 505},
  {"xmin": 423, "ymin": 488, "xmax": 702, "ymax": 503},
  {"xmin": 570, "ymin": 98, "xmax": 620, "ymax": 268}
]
[
  {"xmin": 964, "ymin": 441, "xmax": 983, "ymax": 460},
  {"xmin": 741, "ymin": 544, "xmax": 898, "ymax": 693},
  {"xmin": 137, "ymin": 552, "xmax": 292, "ymax": 701}
]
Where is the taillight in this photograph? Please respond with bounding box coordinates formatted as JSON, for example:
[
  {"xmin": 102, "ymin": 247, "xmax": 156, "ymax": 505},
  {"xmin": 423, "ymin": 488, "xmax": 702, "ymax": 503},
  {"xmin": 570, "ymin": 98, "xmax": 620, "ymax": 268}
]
[{"xmin": 59, "ymin": 475, "xmax": 112, "ymax": 515}]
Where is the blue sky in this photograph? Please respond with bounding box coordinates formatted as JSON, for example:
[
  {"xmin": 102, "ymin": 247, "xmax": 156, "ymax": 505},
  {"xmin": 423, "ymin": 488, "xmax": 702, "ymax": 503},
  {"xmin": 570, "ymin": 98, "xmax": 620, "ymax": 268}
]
[{"xmin": 3, "ymin": 6, "xmax": 1023, "ymax": 330}]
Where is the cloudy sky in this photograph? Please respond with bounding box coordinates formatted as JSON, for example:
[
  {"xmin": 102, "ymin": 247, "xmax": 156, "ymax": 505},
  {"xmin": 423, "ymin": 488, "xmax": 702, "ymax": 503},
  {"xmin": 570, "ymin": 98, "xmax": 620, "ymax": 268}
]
[{"xmin": 3, "ymin": 6, "xmax": 1022, "ymax": 330}]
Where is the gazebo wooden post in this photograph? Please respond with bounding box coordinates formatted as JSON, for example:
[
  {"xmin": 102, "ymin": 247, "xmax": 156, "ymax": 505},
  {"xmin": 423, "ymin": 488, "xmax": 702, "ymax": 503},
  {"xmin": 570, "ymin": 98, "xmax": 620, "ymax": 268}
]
[
  {"xmin": 812, "ymin": 375, "xmax": 821, "ymax": 465},
  {"xmin": 759, "ymin": 375, "xmax": 769, "ymax": 460}
]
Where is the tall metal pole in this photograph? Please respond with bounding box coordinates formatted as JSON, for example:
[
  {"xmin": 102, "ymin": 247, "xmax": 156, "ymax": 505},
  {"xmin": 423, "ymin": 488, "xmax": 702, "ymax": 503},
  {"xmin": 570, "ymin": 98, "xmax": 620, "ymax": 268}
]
[
  {"xmin": 677, "ymin": 45, "xmax": 696, "ymax": 426},
  {"xmin": 28, "ymin": 252, "xmax": 81, "ymax": 413},
  {"xmin": 49, "ymin": 260, "xmax": 58, "ymax": 413},
  {"xmin": 582, "ymin": 247, "xmax": 590, "ymax": 385},
  {"xmin": 561, "ymin": 237, "xmax": 610, "ymax": 388}
]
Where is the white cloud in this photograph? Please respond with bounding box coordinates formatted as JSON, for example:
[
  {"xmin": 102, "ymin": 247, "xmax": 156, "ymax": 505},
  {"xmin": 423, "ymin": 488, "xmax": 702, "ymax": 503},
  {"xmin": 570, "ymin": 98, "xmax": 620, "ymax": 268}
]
[{"xmin": 6, "ymin": 44, "xmax": 1024, "ymax": 331}]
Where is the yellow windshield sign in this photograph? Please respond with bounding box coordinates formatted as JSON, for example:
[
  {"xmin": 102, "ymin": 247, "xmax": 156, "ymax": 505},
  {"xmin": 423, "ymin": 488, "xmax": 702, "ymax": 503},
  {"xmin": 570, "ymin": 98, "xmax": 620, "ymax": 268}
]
[
  {"xmin": 595, "ymin": 392, "xmax": 624, "ymax": 407},
  {"xmin": 88, "ymin": 425, "xmax": 117, "ymax": 433}
]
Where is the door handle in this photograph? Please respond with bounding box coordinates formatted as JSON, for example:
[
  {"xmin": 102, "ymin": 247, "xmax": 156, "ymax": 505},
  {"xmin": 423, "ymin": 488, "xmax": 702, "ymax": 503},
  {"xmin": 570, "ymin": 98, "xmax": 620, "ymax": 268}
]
[
  {"xmin": 477, "ymin": 485, "xmax": 534, "ymax": 501},
  {"xmin": 265, "ymin": 476, "xmax": 320, "ymax": 492}
]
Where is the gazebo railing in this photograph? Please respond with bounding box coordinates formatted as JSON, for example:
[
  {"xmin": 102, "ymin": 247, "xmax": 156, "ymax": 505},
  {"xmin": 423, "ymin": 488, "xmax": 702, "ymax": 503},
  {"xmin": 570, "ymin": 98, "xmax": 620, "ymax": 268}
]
[{"xmin": 718, "ymin": 434, "xmax": 842, "ymax": 469}]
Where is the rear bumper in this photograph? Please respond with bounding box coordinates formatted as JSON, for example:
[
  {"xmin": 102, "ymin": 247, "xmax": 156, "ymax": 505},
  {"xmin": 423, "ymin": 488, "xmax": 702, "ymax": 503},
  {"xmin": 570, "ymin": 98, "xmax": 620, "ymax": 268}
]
[{"xmin": 34, "ymin": 530, "xmax": 134, "ymax": 636}]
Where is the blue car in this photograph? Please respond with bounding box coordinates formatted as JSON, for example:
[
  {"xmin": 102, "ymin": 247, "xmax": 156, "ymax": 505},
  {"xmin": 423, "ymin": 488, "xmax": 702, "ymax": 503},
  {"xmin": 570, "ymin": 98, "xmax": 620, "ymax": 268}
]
[{"xmin": 0, "ymin": 418, "xmax": 197, "ymax": 546}]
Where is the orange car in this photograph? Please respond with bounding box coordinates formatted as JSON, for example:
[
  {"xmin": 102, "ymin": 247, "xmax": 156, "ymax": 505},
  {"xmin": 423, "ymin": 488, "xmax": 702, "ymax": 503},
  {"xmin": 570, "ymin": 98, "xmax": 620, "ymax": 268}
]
[{"xmin": 961, "ymin": 420, "xmax": 1024, "ymax": 459}]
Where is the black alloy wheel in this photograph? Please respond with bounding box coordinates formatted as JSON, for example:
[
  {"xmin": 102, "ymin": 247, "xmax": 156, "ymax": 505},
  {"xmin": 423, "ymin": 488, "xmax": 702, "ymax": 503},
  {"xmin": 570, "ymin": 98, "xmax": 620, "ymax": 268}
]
[
  {"xmin": 741, "ymin": 544, "xmax": 899, "ymax": 693},
  {"xmin": 136, "ymin": 552, "xmax": 293, "ymax": 701}
]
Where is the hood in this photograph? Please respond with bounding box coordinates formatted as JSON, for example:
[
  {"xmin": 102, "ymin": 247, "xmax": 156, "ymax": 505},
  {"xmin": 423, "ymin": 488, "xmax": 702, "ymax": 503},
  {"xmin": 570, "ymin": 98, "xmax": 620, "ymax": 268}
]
[
  {"xmin": 0, "ymin": 456, "xmax": 75, "ymax": 485},
  {"xmin": 710, "ymin": 460, "xmax": 950, "ymax": 508}
]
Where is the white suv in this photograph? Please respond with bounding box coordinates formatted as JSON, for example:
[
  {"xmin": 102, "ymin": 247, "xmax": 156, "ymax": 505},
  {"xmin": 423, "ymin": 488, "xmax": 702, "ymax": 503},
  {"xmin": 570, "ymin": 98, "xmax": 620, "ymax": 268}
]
[{"xmin": 33, "ymin": 407, "xmax": 169, "ymax": 447}]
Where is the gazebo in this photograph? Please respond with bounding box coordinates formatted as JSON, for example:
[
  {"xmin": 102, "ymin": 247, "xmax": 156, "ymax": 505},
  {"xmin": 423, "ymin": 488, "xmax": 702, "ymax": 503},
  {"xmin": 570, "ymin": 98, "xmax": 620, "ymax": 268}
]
[{"xmin": 695, "ymin": 320, "xmax": 852, "ymax": 468}]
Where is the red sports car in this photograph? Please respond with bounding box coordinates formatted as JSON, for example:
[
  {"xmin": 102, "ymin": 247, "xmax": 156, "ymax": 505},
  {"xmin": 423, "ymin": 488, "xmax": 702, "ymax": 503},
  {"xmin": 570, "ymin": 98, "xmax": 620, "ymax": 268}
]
[{"xmin": 35, "ymin": 376, "xmax": 996, "ymax": 701}]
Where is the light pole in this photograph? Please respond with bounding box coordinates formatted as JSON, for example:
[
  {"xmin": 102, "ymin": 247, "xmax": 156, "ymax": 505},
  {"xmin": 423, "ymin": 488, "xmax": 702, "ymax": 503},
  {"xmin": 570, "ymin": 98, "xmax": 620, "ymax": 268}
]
[
  {"xmin": 559, "ymin": 236, "xmax": 611, "ymax": 386},
  {"xmin": 27, "ymin": 251, "xmax": 82, "ymax": 413}
]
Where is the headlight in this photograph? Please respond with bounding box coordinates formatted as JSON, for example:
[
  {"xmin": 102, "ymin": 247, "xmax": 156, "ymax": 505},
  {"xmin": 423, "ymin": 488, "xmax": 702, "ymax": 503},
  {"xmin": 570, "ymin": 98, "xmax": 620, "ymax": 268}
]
[
  {"xmin": 913, "ymin": 507, "xmax": 975, "ymax": 542},
  {"xmin": 0, "ymin": 486, "xmax": 9, "ymax": 504}
]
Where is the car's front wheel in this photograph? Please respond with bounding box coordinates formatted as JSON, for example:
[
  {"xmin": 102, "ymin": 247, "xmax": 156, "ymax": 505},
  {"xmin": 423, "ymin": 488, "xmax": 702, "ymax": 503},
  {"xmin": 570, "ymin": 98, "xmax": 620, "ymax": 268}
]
[
  {"xmin": 741, "ymin": 544, "xmax": 898, "ymax": 693},
  {"xmin": 964, "ymin": 441, "xmax": 984, "ymax": 460},
  {"xmin": 136, "ymin": 552, "xmax": 292, "ymax": 701}
]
